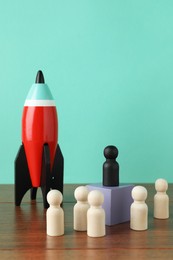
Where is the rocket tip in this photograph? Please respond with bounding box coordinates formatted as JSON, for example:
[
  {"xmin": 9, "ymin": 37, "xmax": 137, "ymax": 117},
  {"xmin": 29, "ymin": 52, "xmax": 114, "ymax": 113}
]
[{"xmin": 35, "ymin": 70, "xmax": 45, "ymax": 83}]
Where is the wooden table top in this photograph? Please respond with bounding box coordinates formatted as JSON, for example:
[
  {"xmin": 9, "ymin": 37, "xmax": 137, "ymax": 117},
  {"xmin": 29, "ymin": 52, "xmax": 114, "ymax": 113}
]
[{"xmin": 0, "ymin": 184, "xmax": 173, "ymax": 259}]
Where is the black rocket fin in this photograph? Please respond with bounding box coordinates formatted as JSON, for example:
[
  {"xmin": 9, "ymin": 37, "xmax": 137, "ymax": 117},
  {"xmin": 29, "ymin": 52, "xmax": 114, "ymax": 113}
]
[
  {"xmin": 51, "ymin": 144, "xmax": 64, "ymax": 194},
  {"xmin": 15, "ymin": 145, "xmax": 32, "ymax": 206},
  {"xmin": 40, "ymin": 144, "xmax": 51, "ymax": 208},
  {"xmin": 30, "ymin": 187, "xmax": 38, "ymax": 200}
]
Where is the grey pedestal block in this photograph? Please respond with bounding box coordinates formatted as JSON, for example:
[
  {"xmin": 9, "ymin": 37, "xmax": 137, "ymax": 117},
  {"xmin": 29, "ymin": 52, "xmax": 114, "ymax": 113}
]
[{"xmin": 87, "ymin": 184, "xmax": 134, "ymax": 226}]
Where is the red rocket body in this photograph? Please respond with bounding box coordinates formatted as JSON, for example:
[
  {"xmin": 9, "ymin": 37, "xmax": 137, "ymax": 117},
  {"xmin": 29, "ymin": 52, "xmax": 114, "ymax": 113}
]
[{"xmin": 22, "ymin": 106, "xmax": 58, "ymax": 187}]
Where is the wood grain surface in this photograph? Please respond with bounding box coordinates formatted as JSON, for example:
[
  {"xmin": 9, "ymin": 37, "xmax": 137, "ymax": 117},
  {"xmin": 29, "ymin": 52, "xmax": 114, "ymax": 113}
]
[{"xmin": 0, "ymin": 184, "xmax": 173, "ymax": 259}]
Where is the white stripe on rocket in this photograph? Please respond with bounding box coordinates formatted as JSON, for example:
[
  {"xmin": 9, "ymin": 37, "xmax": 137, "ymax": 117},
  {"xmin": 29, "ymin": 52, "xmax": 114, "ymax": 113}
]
[{"xmin": 24, "ymin": 100, "xmax": 56, "ymax": 107}]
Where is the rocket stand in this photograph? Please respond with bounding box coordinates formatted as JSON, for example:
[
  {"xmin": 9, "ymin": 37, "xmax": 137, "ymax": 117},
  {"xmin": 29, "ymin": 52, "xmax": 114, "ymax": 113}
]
[{"xmin": 15, "ymin": 144, "xmax": 64, "ymax": 208}]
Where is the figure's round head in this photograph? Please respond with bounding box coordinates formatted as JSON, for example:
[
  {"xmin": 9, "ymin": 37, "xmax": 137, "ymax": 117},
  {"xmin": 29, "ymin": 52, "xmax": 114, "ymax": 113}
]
[
  {"xmin": 47, "ymin": 189, "xmax": 63, "ymax": 206},
  {"xmin": 88, "ymin": 190, "xmax": 104, "ymax": 206},
  {"xmin": 131, "ymin": 186, "xmax": 147, "ymax": 201},
  {"xmin": 104, "ymin": 145, "xmax": 118, "ymax": 159},
  {"xmin": 74, "ymin": 186, "xmax": 89, "ymax": 202},
  {"xmin": 155, "ymin": 178, "xmax": 168, "ymax": 192}
]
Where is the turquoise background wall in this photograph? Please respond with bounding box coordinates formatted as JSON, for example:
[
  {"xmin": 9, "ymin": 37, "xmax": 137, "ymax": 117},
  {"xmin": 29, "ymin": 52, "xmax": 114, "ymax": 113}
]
[{"xmin": 0, "ymin": 1, "xmax": 173, "ymax": 184}]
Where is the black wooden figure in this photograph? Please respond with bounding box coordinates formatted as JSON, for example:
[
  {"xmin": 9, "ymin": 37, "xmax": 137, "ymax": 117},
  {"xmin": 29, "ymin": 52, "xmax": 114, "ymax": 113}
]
[{"xmin": 103, "ymin": 145, "xmax": 119, "ymax": 186}]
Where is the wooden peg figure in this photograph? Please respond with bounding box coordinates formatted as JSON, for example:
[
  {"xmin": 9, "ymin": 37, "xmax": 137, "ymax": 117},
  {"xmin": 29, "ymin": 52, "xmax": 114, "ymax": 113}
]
[
  {"xmin": 154, "ymin": 178, "xmax": 169, "ymax": 219},
  {"xmin": 87, "ymin": 190, "xmax": 105, "ymax": 237},
  {"xmin": 73, "ymin": 186, "xmax": 90, "ymax": 231},
  {"xmin": 46, "ymin": 190, "xmax": 64, "ymax": 236},
  {"xmin": 103, "ymin": 145, "xmax": 119, "ymax": 186},
  {"xmin": 130, "ymin": 186, "xmax": 148, "ymax": 231}
]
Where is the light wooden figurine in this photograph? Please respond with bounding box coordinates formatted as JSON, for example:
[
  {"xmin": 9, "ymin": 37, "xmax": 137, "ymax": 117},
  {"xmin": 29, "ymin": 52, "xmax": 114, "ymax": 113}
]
[
  {"xmin": 46, "ymin": 190, "xmax": 64, "ymax": 236},
  {"xmin": 154, "ymin": 178, "xmax": 169, "ymax": 219},
  {"xmin": 73, "ymin": 186, "xmax": 90, "ymax": 231},
  {"xmin": 130, "ymin": 186, "xmax": 148, "ymax": 231},
  {"xmin": 87, "ymin": 190, "xmax": 105, "ymax": 237}
]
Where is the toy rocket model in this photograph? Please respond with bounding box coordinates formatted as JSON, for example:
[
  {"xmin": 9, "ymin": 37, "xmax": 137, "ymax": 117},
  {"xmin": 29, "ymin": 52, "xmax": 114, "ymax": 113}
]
[{"xmin": 15, "ymin": 71, "xmax": 64, "ymax": 208}]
